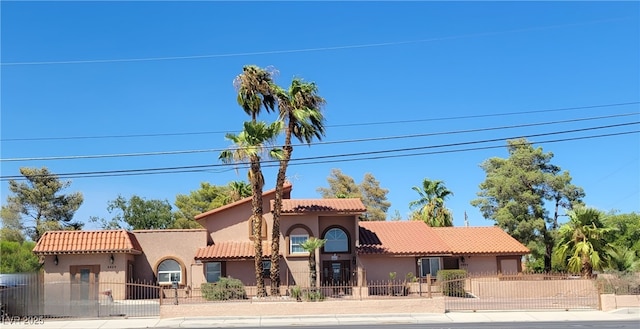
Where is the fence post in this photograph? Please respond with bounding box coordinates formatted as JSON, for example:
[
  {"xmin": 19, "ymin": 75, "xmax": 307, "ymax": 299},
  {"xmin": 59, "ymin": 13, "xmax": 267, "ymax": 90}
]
[{"xmin": 427, "ymin": 274, "xmax": 432, "ymax": 299}]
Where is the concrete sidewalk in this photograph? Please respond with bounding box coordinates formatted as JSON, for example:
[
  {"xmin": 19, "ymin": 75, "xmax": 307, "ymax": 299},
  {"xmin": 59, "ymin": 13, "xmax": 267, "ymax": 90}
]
[{"xmin": 8, "ymin": 309, "xmax": 639, "ymax": 328}]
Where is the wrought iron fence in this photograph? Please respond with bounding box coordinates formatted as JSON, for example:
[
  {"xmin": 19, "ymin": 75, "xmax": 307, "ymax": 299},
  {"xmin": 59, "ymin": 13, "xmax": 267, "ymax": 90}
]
[
  {"xmin": 442, "ymin": 272, "xmax": 600, "ymax": 311},
  {"xmin": 597, "ymin": 272, "xmax": 640, "ymax": 295}
]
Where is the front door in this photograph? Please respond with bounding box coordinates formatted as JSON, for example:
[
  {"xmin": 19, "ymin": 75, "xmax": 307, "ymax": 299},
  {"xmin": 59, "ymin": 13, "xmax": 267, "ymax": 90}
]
[
  {"xmin": 70, "ymin": 265, "xmax": 100, "ymax": 316},
  {"xmin": 322, "ymin": 260, "xmax": 351, "ymax": 285}
]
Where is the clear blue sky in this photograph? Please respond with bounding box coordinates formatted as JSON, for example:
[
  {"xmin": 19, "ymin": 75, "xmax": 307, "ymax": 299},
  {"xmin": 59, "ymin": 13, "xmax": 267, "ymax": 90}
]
[{"xmin": 1, "ymin": 1, "xmax": 638, "ymax": 231}]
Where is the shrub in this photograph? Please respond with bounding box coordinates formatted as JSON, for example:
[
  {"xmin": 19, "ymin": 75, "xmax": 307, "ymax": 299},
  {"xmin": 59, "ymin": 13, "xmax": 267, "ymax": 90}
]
[
  {"xmin": 437, "ymin": 269, "xmax": 467, "ymax": 297},
  {"xmin": 303, "ymin": 290, "xmax": 324, "ymax": 302},
  {"xmin": 201, "ymin": 277, "xmax": 247, "ymax": 301},
  {"xmin": 290, "ymin": 286, "xmax": 302, "ymax": 301}
]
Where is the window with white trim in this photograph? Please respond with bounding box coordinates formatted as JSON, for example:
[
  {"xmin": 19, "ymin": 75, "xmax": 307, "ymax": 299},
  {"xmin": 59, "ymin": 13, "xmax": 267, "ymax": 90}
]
[
  {"xmin": 158, "ymin": 259, "xmax": 181, "ymax": 284},
  {"xmin": 323, "ymin": 227, "xmax": 348, "ymax": 252},
  {"xmin": 290, "ymin": 235, "xmax": 309, "ymax": 254},
  {"xmin": 205, "ymin": 262, "xmax": 221, "ymax": 283},
  {"xmin": 419, "ymin": 257, "xmax": 441, "ymax": 277}
]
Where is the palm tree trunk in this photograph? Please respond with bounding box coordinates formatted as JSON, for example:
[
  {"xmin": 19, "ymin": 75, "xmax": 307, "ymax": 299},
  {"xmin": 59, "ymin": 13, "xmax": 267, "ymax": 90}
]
[
  {"xmin": 309, "ymin": 251, "xmax": 317, "ymax": 290},
  {"xmin": 270, "ymin": 122, "xmax": 294, "ymax": 296},
  {"xmin": 250, "ymin": 155, "xmax": 266, "ymax": 297}
]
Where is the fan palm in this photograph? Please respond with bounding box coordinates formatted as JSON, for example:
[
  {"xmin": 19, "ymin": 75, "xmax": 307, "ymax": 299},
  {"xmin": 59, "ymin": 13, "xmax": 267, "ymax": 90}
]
[
  {"xmin": 554, "ymin": 207, "xmax": 613, "ymax": 278},
  {"xmin": 219, "ymin": 120, "xmax": 283, "ymax": 297},
  {"xmin": 227, "ymin": 181, "xmax": 252, "ymax": 203},
  {"xmin": 233, "ymin": 65, "xmax": 278, "ymax": 120},
  {"xmin": 269, "ymin": 78, "xmax": 326, "ymax": 295},
  {"xmin": 409, "ymin": 178, "xmax": 454, "ymax": 227},
  {"xmin": 300, "ymin": 237, "xmax": 327, "ymax": 290}
]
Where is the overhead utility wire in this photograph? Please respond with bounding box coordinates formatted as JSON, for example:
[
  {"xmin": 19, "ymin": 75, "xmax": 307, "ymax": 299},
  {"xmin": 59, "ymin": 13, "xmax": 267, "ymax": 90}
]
[
  {"xmin": 2, "ymin": 122, "xmax": 637, "ymax": 181},
  {"xmin": 1, "ymin": 17, "xmax": 629, "ymax": 66},
  {"xmin": 11, "ymin": 130, "xmax": 638, "ymax": 181},
  {"xmin": 2, "ymin": 101, "xmax": 637, "ymax": 142},
  {"xmin": 2, "ymin": 112, "xmax": 637, "ymax": 162}
]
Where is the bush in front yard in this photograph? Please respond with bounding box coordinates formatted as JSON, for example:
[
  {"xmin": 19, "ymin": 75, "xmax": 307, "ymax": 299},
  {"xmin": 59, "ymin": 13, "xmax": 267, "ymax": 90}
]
[
  {"xmin": 437, "ymin": 269, "xmax": 467, "ymax": 297},
  {"xmin": 201, "ymin": 277, "xmax": 247, "ymax": 301}
]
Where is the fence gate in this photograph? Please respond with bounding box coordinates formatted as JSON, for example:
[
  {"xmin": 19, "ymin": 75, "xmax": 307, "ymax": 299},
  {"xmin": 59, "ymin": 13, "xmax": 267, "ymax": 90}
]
[{"xmin": 443, "ymin": 274, "xmax": 600, "ymax": 312}]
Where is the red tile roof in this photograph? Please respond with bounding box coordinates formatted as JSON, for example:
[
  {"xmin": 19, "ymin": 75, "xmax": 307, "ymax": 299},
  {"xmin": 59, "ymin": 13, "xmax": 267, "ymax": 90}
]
[
  {"xmin": 279, "ymin": 198, "xmax": 366, "ymax": 214},
  {"xmin": 33, "ymin": 230, "xmax": 143, "ymax": 255},
  {"xmin": 194, "ymin": 183, "xmax": 292, "ymax": 220},
  {"xmin": 358, "ymin": 221, "xmax": 451, "ymax": 255},
  {"xmin": 432, "ymin": 227, "xmax": 530, "ymax": 255},
  {"xmin": 195, "ymin": 241, "xmax": 274, "ymax": 260}
]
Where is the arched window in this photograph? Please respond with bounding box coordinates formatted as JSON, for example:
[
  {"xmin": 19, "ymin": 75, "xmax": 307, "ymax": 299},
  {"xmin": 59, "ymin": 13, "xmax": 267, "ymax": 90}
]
[
  {"xmin": 323, "ymin": 227, "xmax": 348, "ymax": 252},
  {"xmin": 158, "ymin": 259, "xmax": 181, "ymax": 284}
]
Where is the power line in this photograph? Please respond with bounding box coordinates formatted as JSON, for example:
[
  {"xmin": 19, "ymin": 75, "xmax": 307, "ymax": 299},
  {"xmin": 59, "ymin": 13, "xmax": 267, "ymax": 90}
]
[
  {"xmin": 2, "ymin": 122, "xmax": 637, "ymax": 181},
  {"xmin": 1, "ymin": 17, "xmax": 629, "ymax": 67},
  {"xmin": 1, "ymin": 111, "xmax": 636, "ymax": 162}
]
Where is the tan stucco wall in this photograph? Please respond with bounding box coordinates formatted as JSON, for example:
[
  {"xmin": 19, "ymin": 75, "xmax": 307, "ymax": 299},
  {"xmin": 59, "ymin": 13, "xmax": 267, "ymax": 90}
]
[
  {"xmin": 600, "ymin": 294, "xmax": 640, "ymax": 311},
  {"xmin": 41, "ymin": 253, "xmax": 130, "ymax": 315},
  {"xmin": 132, "ymin": 229, "xmax": 208, "ymax": 288},
  {"xmin": 359, "ymin": 256, "xmax": 419, "ymax": 282},
  {"xmin": 469, "ymin": 278, "xmax": 598, "ymax": 298},
  {"xmin": 462, "ymin": 255, "xmax": 497, "ymax": 274},
  {"xmin": 160, "ymin": 297, "xmax": 445, "ymax": 318},
  {"xmin": 199, "ymin": 198, "xmax": 275, "ymax": 243}
]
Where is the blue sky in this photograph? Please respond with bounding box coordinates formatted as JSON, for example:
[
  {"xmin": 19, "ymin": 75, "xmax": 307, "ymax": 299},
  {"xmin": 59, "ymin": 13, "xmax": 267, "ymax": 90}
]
[{"xmin": 1, "ymin": 1, "xmax": 638, "ymax": 231}]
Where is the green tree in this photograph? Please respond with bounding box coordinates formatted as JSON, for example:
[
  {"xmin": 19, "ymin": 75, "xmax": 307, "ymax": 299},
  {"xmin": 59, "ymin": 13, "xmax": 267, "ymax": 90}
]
[
  {"xmin": 409, "ymin": 178, "xmax": 454, "ymax": 227},
  {"xmin": 554, "ymin": 207, "xmax": 613, "ymax": 278},
  {"xmin": 5, "ymin": 167, "xmax": 83, "ymax": 242},
  {"xmin": 300, "ymin": 237, "xmax": 326, "ymax": 290},
  {"xmin": 270, "ymin": 78, "xmax": 326, "ymax": 295},
  {"xmin": 317, "ymin": 169, "xmax": 390, "ymax": 221},
  {"xmin": 471, "ymin": 138, "xmax": 585, "ymax": 272},
  {"xmin": 220, "ymin": 121, "xmax": 283, "ymax": 297},
  {"xmin": 359, "ymin": 173, "xmax": 391, "ymax": 221},
  {"xmin": 1, "ymin": 203, "xmax": 25, "ymax": 243},
  {"xmin": 91, "ymin": 195, "xmax": 175, "ymax": 230},
  {"xmin": 0, "ymin": 240, "xmax": 41, "ymax": 273},
  {"xmin": 602, "ymin": 211, "xmax": 640, "ymax": 272},
  {"xmin": 317, "ymin": 169, "xmax": 362, "ymax": 199}
]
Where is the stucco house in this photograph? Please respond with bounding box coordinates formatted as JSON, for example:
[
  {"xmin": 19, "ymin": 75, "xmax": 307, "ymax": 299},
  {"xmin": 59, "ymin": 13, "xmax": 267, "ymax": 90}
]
[{"xmin": 33, "ymin": 183, "xmax": 529, "ymax": 305}]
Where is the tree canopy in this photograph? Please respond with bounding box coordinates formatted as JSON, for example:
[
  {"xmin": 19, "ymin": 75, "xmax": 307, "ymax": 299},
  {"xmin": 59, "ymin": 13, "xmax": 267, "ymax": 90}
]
[
  {"xmin": 91, "ymin": 195, "xmax": 175, "ymax": 230},
  {"xmin": 316, "ymin": 169, "xmax": 390, "ymax": 221},
  {"xmin": 471, "ymin": 138, "xmax": 584, "ymax": 272},
  {"xmin": 3, "ymin": 167, "xmax": 83, "ymax": 242}
]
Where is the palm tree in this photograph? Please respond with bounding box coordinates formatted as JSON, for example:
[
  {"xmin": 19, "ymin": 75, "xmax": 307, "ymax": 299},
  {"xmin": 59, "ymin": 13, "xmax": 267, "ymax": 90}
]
[
  {"xmin": 409, "ymin": 178, "xmax": 454, "ymax": 227},
  {"xmin": 233, "ymin": 65, "xmax": 278, "ymax": 120},
  {"xmin": 554, "ymin": 207, "xmax": 613, "ymax": 278},
  {"xmin": 269, "ymin": 78, "xmax": 326, "ymax": 295},
  {"xmin": 219, "ymin": 121, "xmax": 283, "ymax": 297},
  {"xmin": 227, "ymin": 181, "xmax": 252, "ymax": 203},
  {"xmin": 300, "ymin": 237, "xmax": 326, "ymax": 290}
]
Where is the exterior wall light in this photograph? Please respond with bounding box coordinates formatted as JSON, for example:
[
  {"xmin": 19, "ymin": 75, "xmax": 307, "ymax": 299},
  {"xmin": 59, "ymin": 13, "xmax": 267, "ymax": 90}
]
[
  {"xmin": 54, "ymin": 255, "xmax": 59, "ymax": 266},
  {"xmin": 110, "ymin": 254, "xmax": 115, "ymax": 264}
]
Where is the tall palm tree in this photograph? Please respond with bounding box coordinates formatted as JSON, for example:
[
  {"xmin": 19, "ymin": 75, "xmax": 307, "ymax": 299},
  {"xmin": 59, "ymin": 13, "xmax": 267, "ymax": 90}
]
[
  {"xmin": 554, "ymin": 207, "xmax": 613, "ymax": 278},
  {"xmin": 300, "ymin": 237, "xmax": 326, "ymax": 290},
  {"xmin": 409, "ymin": 178, "xmax": 454, "ymax": 227},
  {"xmin": 269, "ymin": 78, "xmax": 326, "ymax": 295},
  {"xmin": 219, "ymin": 121, "xmax": 283, "ymax": 297}
]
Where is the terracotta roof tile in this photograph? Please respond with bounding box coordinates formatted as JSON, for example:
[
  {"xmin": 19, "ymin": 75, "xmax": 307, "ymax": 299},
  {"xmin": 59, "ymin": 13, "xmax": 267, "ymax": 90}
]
[
  {"xmin": 195, "ymin": 241, "xmax": 273, "ymax": 260},
  {"xmin": 33, "ymin": 230, "xmax": 143, "ymax": 255},
  {"xmin": 358, "ymin": 221, "xmax": 450, "ymax": 255},
  {"xmin": 432, "ymin": 227, "xmax": 530, "ymax": 255},
  {"xmin": 279, "ymin": 199, "xmax": 366, "ymax": 214},
  {"xmin": 195, "ymin": 183, "xmax": 292, "ymax": 220}
]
